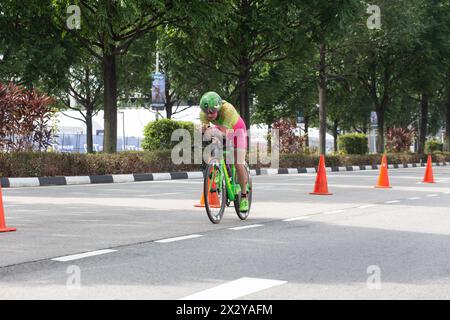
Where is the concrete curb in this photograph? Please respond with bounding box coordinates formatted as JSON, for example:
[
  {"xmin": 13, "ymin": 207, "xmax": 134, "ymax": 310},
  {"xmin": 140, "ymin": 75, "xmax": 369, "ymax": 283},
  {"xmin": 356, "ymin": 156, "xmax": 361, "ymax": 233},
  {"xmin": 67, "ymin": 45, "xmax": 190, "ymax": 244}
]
[{"xmin": 1, "ymin": 162, "xmax": 449, "ymax": 189}]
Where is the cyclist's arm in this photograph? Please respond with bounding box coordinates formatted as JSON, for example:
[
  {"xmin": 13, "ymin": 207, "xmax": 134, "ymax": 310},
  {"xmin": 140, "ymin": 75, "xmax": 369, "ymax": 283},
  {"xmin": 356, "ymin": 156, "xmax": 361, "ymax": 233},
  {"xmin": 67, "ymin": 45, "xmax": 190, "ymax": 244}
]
[
  {"xmin": 200, "ymin": 110, "xmax": 222, "ymax": 135},
  {"xmin": 200, "ymin": 111, "xmax": 210, "ymax": 133}
]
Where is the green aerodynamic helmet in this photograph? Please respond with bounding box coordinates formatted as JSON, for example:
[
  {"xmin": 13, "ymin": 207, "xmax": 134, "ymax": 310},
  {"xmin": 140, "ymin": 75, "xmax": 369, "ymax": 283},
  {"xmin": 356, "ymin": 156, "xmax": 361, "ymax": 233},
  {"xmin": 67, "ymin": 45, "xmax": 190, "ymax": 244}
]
[{"xmin": 199, "ymin": 91, "xmax": 222, "ymax": 112}]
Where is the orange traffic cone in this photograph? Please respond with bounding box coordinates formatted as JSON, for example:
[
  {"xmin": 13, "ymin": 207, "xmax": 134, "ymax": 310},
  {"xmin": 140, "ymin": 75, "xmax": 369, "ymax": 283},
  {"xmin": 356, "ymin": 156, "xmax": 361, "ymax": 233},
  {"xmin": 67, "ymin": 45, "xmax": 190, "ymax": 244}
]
[
  {"xmin": 310, "ymin": 155, "xmax": 332, "ymax": 195},
  {"xmin": 423, "ymin": 155, "xmax": 435, "ymax": 183},
  {"xmin": 375, "ymin": 154, "xmax": 391, "ymax": 188},
  {"xmin": 0, "ymin": 184, "xmax": 16, "ymax": 233},
  {"xmin": 194, "ymin": 192, "xmax": 207, "ymax": 207},
  {"xmin": 194, "ymin": 177, "xmax": 221, "ymax": 208}
]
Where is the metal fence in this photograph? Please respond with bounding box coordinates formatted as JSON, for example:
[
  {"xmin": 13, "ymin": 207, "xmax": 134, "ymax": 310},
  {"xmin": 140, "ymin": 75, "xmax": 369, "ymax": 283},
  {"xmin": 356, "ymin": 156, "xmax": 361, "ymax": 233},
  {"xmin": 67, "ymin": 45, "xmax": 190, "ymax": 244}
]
[{"xmin": 51, "ymin": 134, "xmax": 142, "ymax": 153}]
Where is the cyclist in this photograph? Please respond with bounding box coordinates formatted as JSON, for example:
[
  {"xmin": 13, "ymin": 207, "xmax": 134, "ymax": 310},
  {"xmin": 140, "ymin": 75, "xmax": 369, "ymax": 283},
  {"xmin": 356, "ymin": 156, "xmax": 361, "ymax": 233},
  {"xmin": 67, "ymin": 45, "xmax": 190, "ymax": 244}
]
[{"xmin": 199, "ymin": 91, "xmax": 249, "ymax": 212}]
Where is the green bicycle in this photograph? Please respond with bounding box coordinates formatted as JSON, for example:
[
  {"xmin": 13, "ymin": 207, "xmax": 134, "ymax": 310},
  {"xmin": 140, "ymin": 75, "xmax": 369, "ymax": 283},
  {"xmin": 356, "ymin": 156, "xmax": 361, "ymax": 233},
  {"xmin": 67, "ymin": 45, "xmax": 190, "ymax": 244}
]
[{"xmin": 203, "ymin": 139, "xmax": 252, "ymax": 224}]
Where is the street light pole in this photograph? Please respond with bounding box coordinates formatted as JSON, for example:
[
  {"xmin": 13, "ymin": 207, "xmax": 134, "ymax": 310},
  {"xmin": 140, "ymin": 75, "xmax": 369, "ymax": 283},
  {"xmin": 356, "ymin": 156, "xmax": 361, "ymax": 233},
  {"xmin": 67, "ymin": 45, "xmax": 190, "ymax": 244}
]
[
  {"xmin": 118, "ymin": 111, "xmax": 125, "ymax": 151},
  {"xmin": 155, "ymin": 47, "xmax": 160, "ymax": 121}
]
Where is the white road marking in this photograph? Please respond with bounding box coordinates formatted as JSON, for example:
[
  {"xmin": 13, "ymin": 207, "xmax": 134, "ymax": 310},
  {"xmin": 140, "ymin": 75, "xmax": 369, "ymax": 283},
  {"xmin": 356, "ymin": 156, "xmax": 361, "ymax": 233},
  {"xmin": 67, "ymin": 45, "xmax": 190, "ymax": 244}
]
[
  {"xmin": 283, "ymin": 216, "xmax": 311, "ymax": 222},
  {"xmin": 52, "ymin": 249, "xmax": 117, "ymax": 262},
  {"xmin": 229, "ymin": 224, "xmax": 264, "ymax": 231},
  {"xmin": 50, "ymin": 234, "xmax": 83, "ymax": 238},
  {"xmin": 408, "ymin": 197, "xmax": 421, "ymax": 200},
  {"xmin": 357, "ymin": 204, "xmax": 376, "ymax": 209},
  {"xmin": 180, "ymin": 277, "xmax": 287, "ymax": 300},
  {"xmin": 134, "ymin": 192, "xmax": 182, "ymax": 198},
  {"xmin": 427, "ymin": 194, "xmax": 438, "ymax": 197},
  {"xmin": 323, "ymin": 210, "xmax": 345, "ymax": 215},
  {"xmin": 385, "ymin": 200, "xmax": 401, "ymax": 204},
  {"xmin": 155, "ymin": 234, "xmax": 203, "ymax": 243}
]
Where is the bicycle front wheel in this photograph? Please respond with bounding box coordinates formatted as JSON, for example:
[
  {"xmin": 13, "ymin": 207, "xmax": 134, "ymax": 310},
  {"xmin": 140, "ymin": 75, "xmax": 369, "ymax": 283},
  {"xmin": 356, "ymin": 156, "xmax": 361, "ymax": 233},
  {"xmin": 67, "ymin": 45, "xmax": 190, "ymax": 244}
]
[{"xmin": 204, "ymin": 161, "xmax": 227, "ymax": 224}]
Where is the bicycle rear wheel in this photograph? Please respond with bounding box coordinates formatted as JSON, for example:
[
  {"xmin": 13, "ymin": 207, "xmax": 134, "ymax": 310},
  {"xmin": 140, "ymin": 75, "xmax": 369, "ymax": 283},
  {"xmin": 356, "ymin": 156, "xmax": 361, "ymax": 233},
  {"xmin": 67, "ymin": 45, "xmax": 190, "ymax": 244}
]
[
  {"xmin": 234, "ymin": 165, "xmax": 252, "ymax": 220},
  {"xmin": 204, "ymin": 161, "xmax": 227, "ymax": 224}
]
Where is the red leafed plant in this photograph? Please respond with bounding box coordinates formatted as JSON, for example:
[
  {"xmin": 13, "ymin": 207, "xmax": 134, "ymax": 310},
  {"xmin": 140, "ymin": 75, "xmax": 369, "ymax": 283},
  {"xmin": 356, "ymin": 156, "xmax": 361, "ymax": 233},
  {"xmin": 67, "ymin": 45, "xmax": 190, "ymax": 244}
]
[
  {"xmin": 386, "ymin": 127, "xmax": 416, "ymax": 153},
  {"xmin": 0, "ymin": 82, "xmax": 55, "ymax": 152},
  {"xmin": 271, "ymin": 118, "xmax": 305, "ymax": 153}
]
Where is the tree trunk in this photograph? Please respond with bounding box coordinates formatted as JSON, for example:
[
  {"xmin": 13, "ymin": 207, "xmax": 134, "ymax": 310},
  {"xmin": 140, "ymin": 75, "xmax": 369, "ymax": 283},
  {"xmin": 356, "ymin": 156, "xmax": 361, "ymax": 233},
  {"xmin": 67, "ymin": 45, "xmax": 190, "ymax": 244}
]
[
  {"xmin": 376, "ymin": 107, "xmax": 385, "ymax": 154},
  {"xmin": 446, "ymin": 89, "xmax": 450, "ymax": 152},
  {"xmin": 165, "ymin": 77, "xmax": 172, "ymax": 119},
  {"xmin": 418, "ymin": 93, "xmax": 429, "ymax": 155},
  {"xmin": 238, "ymin": 66, "xmax": 251, "ymax": 150},
  {"xmin": 238, "ymin": 65, "xmax": 250, "ymax": 129},
  {"xmin": 102, "ymin": 52, "xmax": 118, "ymax": 153},
  {"xmin": 84, "ymin": 68, "xmax": 94, "ymax": 154},
  {"xmin": 304, "ymin": 114, "xmax": 309, "ymax": 150},
  {"xmin": 333, "ymin": 120, "xmax": 339, "ymax": 152},
  {"xmin": 238, "ymin": 0, "xmax": 251, "ymax": 130},
  {"xmin": 86, "ymin": 107, "xmax": 93, "ymax": 153},
  {"xmin": 318, "ymin": 41, "xmax": 327, "ymax": 155}
]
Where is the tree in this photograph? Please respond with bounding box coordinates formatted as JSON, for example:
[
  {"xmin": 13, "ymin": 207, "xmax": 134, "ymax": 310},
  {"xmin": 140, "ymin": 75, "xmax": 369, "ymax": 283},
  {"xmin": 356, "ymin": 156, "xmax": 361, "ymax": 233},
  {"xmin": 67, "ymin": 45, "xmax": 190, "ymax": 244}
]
[
  {"xmin": 0, "ymin": 0, "xmax": 79, "ymax": 93},
  {"xmin": 155, "ymin": 26, "xmax": 228, "ymax": 119},
  {"xmin": 252, "ymin": 56, "xmax": 317, "ymax": 149},
  {"xmin": 445, "ymin": 72, "xmax": 450, "ymax": 152},
  {"xmin": 284, "ymin": 0, "xmax": 362, "ymax": 154},
  {"xmin": 171, "ymin": 0, "xmax": 298, "ymax": 130},
  {"xmin": 404, "ymin": 0, "xmax": 450, "ymax": 155},
  {"xmin": 51, "ymin": 0, "xmax": 193, "ymax": 153},
  {"xmin": 327, "ymin": 82, "xmax": 353, "ymax": 152},
  {"xmin": 55, "ymin": 54, "xmax": 103, "ymax": 153},
  {"xmin": 346, "ymin": 0, "xmax": 427, "ymax": 153}
]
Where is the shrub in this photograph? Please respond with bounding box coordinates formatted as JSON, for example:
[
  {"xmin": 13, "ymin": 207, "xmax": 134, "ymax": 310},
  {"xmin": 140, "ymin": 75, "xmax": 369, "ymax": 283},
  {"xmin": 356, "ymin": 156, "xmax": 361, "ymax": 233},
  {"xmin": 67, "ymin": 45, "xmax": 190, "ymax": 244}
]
[
  {"xmin": 425, "ymin": 138, "xmax": 443, "ymax": 153},
  {"xmin": 271, "ymin": 118, "xmax": 305, "ymax": 153},
  {"xmin": 0, "ymin": 82, "xmax": 55, "ymax": 152},
  {"xmin": 386, "ymin": 127, "xmax": 415, "ymax": 153},
  {"xmin": 338, "ymin": 133, "xmax": 368, "ymax": 155},
  {"xmin": 142, "ymin": 118, "xmax": 195, "ymax": 151}
]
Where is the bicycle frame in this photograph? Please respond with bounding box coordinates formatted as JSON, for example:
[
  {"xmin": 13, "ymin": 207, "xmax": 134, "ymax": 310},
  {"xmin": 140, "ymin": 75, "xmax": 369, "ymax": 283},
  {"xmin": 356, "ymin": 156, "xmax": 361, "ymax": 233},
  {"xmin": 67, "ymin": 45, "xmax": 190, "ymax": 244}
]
[
  {"xmin": 222, "ymin": 159, "xmax": 240, "ymax": 202},
  {"xmin": 208, "ymin": 155, "xmax": 240, "ymax": 202}
]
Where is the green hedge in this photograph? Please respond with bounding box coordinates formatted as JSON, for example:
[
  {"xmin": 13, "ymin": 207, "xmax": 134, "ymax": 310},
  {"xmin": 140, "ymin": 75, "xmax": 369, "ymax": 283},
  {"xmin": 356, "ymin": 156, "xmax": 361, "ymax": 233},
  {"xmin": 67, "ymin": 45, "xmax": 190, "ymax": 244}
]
[
  {"xmin": 142, "ymin": 119, "xmax": 194, "ymax": 151},
  {"xmin": 338, "ymin": 133, "xmax": 368, "ymax": 155},
  {"xmin": 0, "ymin": 151, "xmax": 201, "ymax": 177},
  {"xmin": 1, "ymin": 151, "xmax": 449, "ymax": 178}
]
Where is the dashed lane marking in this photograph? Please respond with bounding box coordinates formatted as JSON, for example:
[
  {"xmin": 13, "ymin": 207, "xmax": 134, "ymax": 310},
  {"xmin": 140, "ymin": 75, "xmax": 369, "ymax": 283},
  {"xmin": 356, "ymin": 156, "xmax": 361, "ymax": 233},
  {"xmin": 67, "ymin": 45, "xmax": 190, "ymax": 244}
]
[{"xmin": 180, "ymin": 277, "xmax": 287, "ymax": 300}]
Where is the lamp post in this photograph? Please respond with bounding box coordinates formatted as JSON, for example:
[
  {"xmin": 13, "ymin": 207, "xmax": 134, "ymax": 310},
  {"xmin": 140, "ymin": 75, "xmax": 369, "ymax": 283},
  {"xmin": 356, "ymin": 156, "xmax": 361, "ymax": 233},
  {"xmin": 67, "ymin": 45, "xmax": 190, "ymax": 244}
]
[
  {"xmin": 118, "ymin": 111, "xmax": 125, "ymax": 151},
  {"xmin": 155, "ymin": 49, "xmax": 160, "ymax": 121}
]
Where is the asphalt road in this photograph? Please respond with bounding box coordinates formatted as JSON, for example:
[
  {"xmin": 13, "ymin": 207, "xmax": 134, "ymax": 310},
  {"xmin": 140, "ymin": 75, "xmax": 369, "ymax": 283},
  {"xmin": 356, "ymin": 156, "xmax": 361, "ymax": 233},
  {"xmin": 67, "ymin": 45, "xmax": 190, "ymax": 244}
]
[{"xmin": 1, "ymin": 166, "xmax": 450, "ymax": 299}]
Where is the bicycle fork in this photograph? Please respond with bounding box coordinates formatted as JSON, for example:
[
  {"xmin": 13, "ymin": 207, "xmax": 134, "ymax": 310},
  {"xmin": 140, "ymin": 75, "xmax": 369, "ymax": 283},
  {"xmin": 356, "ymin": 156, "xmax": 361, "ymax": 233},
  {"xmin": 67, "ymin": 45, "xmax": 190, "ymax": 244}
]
[{"xmin": 222, "ymin": 161, "xmax": 239, "ymax": 201}]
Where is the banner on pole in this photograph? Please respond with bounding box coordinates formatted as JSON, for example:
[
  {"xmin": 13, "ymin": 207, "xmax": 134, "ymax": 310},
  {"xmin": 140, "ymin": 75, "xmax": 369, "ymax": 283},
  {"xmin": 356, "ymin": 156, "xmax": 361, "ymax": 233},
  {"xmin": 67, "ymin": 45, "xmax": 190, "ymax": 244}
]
[
  {"xmin": 370, "ymin": 111, "xmax": 378, "ymax": 127},
  {"xmin": 151, "ymin": 72, "xmax": 166, "ymax": 110}
]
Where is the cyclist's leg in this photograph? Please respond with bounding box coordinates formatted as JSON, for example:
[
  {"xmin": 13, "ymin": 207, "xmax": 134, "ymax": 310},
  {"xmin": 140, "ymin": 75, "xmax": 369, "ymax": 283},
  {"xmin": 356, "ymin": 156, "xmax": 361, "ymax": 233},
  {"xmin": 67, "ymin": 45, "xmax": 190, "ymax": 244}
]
[
  {"xmin": 235, "ymin": 150, "xmax": 247, "ymax": 195},
  {"xmin": 231, "ymin": 118, "xmax": 248, "ymax": 194}
]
